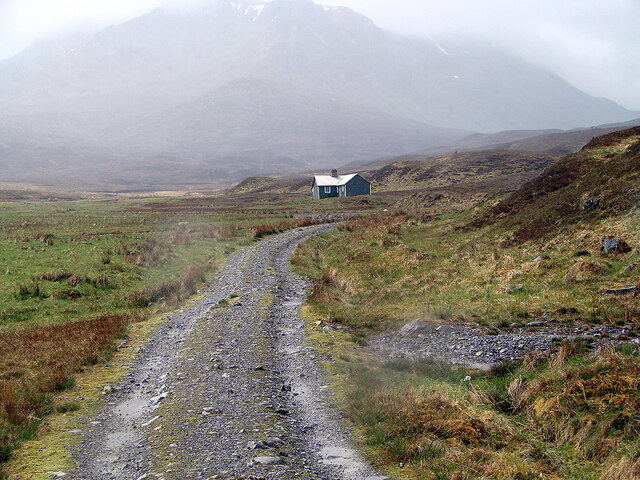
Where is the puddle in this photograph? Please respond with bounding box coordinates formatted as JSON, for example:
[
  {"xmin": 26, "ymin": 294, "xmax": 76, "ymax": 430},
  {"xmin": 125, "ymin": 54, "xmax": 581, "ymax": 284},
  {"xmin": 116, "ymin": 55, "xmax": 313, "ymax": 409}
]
[
  {"xmin": 105, "ymin": 430, "xmax": 136, "ymax": 450},
  {"xmin": 283, "ymin": 346, "xmax": 301, "ymax": 355},
  {"xmin": 282, "ymin": 301, "xmax": 302, "ymax": 307},
  {"xmin": 318, "ymin": 447, "xmax": 359, "ymax": 467},
  {"xmin": 113, "ymin": 395, "xmax": 149, "ymax": 421}
]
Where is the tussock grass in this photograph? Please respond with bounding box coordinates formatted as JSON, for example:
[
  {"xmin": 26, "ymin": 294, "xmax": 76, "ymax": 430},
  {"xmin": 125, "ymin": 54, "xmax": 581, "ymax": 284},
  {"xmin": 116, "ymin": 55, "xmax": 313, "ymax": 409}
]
[
  {"xmin": 293, "ymin": 207, "xmax": 640, "ymax": 335},
  {"xmin": 251, "ymin": 216, "xmax": 331, "ymax": 239},
  {"xmin": 339, "ymin": 344, "xmax": 640, "ymax": 479}
]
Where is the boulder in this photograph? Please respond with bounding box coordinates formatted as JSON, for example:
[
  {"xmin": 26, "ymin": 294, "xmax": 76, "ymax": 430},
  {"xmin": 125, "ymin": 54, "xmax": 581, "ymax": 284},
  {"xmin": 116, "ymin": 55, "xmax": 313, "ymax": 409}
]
[
  {"xmin": 399, "ymin": 319, "xmax": 432, "ymax": 336},
  {"xmin": 601, "ymin": 237, "xmax": 631, "ymax": 255}
]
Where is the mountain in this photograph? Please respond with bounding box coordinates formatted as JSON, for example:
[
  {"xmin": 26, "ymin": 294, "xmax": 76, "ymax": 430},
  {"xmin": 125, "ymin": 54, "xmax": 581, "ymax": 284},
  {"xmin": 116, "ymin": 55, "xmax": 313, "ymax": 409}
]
[
  {"xmin": 0, "ymin": 0, "xmax": 637, "ymax": 188},
  {"xmin": 131, "ymin": 77, "xmax": 462, "ymax": 165}
]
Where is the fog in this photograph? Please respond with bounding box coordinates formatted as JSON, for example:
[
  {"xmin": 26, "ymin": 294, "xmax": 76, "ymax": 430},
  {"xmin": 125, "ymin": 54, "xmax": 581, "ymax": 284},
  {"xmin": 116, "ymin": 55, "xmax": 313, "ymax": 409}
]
[
  {"xmin": 0, "ymin": 0, "xmax": 639, "ymax": 190},
  {"xmin": 1, "ymin": 0, "xmax": 639, "ymax": 110}
]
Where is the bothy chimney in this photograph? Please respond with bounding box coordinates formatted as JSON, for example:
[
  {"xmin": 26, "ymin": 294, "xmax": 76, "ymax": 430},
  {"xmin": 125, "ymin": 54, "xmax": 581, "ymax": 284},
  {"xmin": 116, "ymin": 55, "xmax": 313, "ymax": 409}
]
[{"xmin": 331, "ymin": 169, "xmax": 338, "ymax": 178}]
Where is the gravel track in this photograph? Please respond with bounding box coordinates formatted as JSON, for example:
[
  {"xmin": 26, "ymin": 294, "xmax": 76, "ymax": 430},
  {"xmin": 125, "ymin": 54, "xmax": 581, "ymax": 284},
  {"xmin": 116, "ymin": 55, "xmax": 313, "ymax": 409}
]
[{"xmin": 69, "ymin": 224, "xmax": 384, "ymax": 480}]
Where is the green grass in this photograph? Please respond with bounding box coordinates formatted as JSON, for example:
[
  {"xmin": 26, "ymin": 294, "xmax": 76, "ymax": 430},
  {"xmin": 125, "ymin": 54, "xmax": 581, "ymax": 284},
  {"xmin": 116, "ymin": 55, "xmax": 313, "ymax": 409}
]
[{"xmin": 292, "ymin": 210, "xmax": 640, "ymax": 337}]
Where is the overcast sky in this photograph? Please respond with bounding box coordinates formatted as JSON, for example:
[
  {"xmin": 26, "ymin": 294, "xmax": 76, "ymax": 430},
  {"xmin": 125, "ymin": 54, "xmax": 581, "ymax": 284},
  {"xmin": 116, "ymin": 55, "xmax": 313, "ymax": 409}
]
[{"xmin": 1, "ymin": 0, "xmax": 639, "ymax": 110}]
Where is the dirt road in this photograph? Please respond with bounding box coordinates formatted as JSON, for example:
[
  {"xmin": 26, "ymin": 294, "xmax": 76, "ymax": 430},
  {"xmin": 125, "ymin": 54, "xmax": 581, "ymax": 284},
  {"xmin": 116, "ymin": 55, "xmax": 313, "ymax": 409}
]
[{"xmin": 69, "ymin": 224, "xmax": 385, "ymax": 480}]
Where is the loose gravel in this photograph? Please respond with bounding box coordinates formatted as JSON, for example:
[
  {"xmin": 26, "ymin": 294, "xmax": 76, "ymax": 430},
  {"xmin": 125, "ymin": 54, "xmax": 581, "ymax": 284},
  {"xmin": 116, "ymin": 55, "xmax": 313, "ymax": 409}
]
[
  {"xmin": 68, "ymin": 224, "xmax": 384, "ymax": 480},
  {"xmin": 370, "ymin": 318, "xmax": 639, "ymax": 370}
]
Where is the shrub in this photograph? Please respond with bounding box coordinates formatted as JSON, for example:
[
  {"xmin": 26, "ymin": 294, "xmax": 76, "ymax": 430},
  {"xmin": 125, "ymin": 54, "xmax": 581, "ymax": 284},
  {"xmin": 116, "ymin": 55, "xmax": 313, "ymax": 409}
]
[{"xmin": 181, "ymin": 265, "xmax": 206, "ymax": 293}]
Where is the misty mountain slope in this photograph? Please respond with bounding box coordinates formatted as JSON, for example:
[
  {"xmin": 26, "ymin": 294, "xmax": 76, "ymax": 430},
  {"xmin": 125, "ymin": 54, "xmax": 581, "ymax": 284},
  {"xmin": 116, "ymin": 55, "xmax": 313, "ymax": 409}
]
[
  {"xmin": 132, "ymin": 77, "xmax": 464, "ymax": 164},
  {"xmin": 1, "ymin": 0, "xmax": 635, "ymax": 132},
  {"xmin": 0, "ymin": 0, "xmax": 637, "ymax": 188}
]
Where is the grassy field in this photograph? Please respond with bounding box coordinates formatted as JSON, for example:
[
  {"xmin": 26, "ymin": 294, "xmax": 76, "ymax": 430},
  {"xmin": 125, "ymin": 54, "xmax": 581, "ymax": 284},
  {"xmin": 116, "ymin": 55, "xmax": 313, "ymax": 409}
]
[
  {"xmin": 292, "ymin": 128, "xmax": 640, "ymax": 479},
  {"xmin": 293, "ymin": 209, "xmax": 639, "ymax": 336},
  {"xmin": 0, "ymin": 191, "xmax": 385, "ymax": 476}
]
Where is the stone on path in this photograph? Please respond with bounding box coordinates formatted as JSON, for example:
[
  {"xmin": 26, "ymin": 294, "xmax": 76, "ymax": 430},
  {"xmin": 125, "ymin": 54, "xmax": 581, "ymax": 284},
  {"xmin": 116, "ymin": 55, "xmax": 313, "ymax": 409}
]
[{"xmin": 252, "ymin": 456, "xmax": 285, "ymax": 465}]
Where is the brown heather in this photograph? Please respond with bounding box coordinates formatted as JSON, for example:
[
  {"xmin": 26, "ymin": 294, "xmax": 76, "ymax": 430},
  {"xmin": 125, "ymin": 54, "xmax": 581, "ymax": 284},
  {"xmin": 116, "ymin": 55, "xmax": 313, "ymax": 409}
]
[{"xmin": 0, "ymin": 315, "xmax": 130, "ymax": 459}]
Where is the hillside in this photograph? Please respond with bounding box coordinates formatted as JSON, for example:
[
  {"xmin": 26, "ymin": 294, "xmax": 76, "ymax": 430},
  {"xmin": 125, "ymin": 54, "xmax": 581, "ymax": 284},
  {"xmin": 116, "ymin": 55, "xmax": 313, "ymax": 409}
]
[
  {"xmin": 481, "ymin": 126, "xmax": 640, "ymax": 241},
  {"xmin": 231, "ymin": 149, "xmax": 559, "ymax": 209}
]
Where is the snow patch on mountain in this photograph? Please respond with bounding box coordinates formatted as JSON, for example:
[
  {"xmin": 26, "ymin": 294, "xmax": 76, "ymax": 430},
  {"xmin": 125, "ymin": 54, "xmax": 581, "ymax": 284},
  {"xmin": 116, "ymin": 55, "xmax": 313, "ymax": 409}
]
[
  {"xmin": 429, "ymin": 37, "xmax": 450, "ymax": 56},
  {"xmin": 231, "ymin": 2, "xmax": 266, "ymax": 21}
]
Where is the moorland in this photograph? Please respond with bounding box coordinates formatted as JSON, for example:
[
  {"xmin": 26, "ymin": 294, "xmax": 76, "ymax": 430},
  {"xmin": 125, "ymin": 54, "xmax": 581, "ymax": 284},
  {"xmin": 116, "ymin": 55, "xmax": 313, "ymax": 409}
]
[{"xmin": 0, "ymin": 127, "xmax": 639, "ymax": 479}]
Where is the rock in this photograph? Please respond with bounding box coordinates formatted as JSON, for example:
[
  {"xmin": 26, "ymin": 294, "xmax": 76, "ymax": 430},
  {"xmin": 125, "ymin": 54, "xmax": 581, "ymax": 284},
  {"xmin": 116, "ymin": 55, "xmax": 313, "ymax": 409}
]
[
  {"xmin": 508, "ymin": 285, "xmax": 523, "ymax": 293},
  {"xmin": 582, "ymin": 196, "xmax": 602, "ymax": 211},
  {"xmin": 264, "ymin": 437, "xmax": 285, "ymax": 448},
  {"xmin": 527, "ymin": 322, "xmax": 547, "ymax": 327},
  {"xmin": 150, "ymin": 392, "xmax": 168, "ymax": 404},
  {"xmin": 622, "ymin": 263, "xmax": 637, "ymax": 273},
  {"xmin": 400, "ymin": 319, "xmax": 428, "ymax": 336},
  {"xmin": 276, "ymin": 409, "xmax": 289, "ymax": 416},
  {"xmin": 574, "ymin": 250, "xmax": 591, "ymax": 257},
  {"xmin": 601, "ymin": 237, "xmax": 631, "ymax": 255},
  {"xmin": 252, "ymin": 456, "xmax": 285, "ymax": 465},
  {"xmin": 605, "ymin": 286, "xmax": 638, "ymax": 295},
  {"xmin": 435, "ymin": 325, "xmax": 454, "ymax": 335},
  {"xmin": 102, "ymin": 385, "xmax": 118, "ymax": 394}
]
